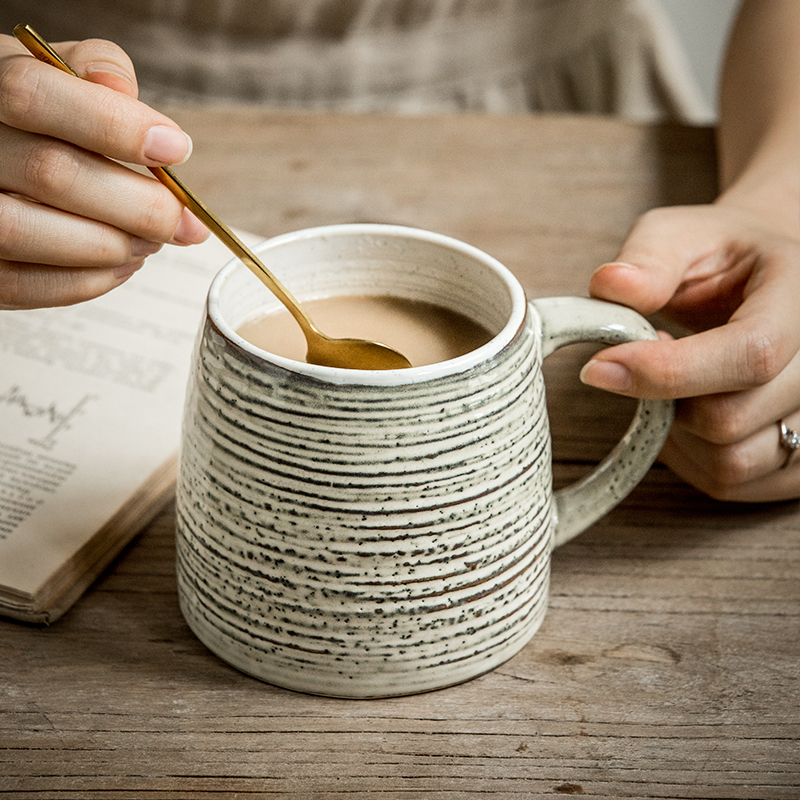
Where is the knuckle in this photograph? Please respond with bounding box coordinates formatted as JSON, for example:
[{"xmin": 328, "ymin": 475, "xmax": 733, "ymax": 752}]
[
  {"xmin": 738, "ymin": 325, "xmax": 786, "ymax": 387},
  {"xmin": 22, "ymin": 139, "xmax": 81, "ymax": 201},
  {"xmin": 707, "ymin": 442, "xmax": 758, "ymax": 495},
  {"xmin": 0, "ymin": 57, "xmax": 41, "ymax": 126},
  {"xmin": 90, "ymin": 89, "xmax": 135, "ymax": 155},
  {"xmin": 137, "ymin": 186, "xmax": 182, "ymax": 240},
  {"xmin": 690, "ymin": 396, "xmax": 749, "ymax": 446},
  {"xmin": 96, "ymin": 237, "xmax": 130, "ymax": 267},
  {"xmin": 72, "ymin": 231, "xmax": 130, "ymax": 268}
]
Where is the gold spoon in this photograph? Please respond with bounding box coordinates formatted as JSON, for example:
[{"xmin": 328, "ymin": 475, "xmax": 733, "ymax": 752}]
[{"xmin": 14, "ymin": 25, "xmax": 412, "ymax": 370}]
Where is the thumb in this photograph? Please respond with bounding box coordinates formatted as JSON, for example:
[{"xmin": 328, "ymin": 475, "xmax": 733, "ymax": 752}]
[
  {"xmin": 589, "ymin": 205, "xmax": 726, "ymax": 316},
  {"xmin": 57, "ymin": 38, "xmax": 139, "ymax": 98}
]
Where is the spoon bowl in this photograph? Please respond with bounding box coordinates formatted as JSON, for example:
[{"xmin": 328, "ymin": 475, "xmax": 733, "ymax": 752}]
[{"xmin": 304, "ymin": 333, "xmax": 413, "ymax": 370}]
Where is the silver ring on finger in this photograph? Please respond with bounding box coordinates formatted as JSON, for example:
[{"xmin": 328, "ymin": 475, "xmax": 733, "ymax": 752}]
[{"xmin": 778, "ymin": 421, "xmax": 800, "ymax": 469}]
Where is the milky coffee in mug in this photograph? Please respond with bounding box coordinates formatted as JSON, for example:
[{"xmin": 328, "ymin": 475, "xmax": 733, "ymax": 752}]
[
  {"xmin": 238, "ymin": 294, "xmax": 494, "ymax": 367},
  {"xmin": 176, "ymin": 224, "xmax": 673, "ymax": 698}
]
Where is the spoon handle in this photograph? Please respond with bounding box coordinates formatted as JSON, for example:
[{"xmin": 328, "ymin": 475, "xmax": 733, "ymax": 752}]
[
  {"xmin": 13, "ymin": 24, "xmax": 316, "ymax": 338},
  {"xmin": 148, "ymin": 165, "xmax": 315, "ymax": 336}
]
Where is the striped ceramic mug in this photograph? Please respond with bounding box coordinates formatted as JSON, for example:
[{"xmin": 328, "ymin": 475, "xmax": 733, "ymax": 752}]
[{"xmin": 176, "ymin": 224, "xmax": 673, "ymax": 697}]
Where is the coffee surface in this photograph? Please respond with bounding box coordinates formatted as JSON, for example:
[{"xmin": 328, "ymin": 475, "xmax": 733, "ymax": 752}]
[{"xmin": 238, "ymin": 295, "xmax": 494, "ymax": 367}]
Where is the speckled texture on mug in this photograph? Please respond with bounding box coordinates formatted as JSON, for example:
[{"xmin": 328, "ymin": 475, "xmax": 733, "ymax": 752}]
[{"xmin": 177, "ymin": 314, "xmax": 552, "ymax": 697}]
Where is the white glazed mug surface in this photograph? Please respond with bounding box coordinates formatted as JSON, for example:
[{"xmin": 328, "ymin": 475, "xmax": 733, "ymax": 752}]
[{"xmin": 176, "ymin": 224, "xmax": 673, "ymax": 697}]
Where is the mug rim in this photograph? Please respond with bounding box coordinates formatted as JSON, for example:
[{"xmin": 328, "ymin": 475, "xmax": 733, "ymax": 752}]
[{"xmin": 207, "ymin": 223, "xmax": 527, "ymax": 385}]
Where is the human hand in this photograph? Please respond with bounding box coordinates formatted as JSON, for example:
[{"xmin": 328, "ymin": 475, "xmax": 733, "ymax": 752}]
[
  {"xmin": 582, "ymin": 203, "xmax": 800, "ymax": 502},
  {"xmin": 0, "ymin": 34, "xmax": 208, "ymax": 309}
]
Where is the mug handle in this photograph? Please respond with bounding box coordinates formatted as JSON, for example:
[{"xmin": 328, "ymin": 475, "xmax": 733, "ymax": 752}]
[{"xmin": 530, "ymin": 297, "xmax": 674, "ymax": 548}]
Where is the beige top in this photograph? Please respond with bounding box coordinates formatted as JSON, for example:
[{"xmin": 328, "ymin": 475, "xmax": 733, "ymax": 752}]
[{"xmin": 6, "ymin": 0, "xmax": 709, "ymax": 121}]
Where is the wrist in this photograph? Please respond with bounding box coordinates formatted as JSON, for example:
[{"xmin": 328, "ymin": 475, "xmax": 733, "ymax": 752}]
[
  {"xmin": 716, "ymin": 162, "xmax": 799, "ymax": 240},
  {"xmin": 716, "ymin": 121, "xmax": 799, "ymax": 240}
]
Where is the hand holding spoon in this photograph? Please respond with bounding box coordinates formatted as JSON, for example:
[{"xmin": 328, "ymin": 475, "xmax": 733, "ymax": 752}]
[{"xmin": 13, "ymin": 25, "xmax": 411, "ymax": 370}]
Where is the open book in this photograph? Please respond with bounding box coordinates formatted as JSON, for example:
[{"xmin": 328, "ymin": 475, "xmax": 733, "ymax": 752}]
[{"xmin": 0, "ymin": 231, "xmax": 261, "ymax": 623}]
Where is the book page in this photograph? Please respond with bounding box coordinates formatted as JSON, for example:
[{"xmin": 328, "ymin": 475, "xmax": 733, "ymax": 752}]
[{"xmin": 0, "ymin": 232, "xmax": 261, "ymax": 601}]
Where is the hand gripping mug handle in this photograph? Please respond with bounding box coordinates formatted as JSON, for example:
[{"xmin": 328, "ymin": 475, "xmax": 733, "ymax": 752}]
[{"xmin": 530, "ymin": 297, "xmax": 674, "ymax": 548}]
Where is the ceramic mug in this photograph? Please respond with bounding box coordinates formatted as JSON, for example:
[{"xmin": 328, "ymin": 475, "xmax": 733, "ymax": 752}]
[{"xmin": 176, "ymin": 224, "xmax": 673, "ymax": 698}]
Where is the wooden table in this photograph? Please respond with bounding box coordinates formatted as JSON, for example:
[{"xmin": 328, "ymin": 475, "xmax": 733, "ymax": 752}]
[{"xmin": 2, "ymin": 111, "xmax": 798, "ymax": 799}]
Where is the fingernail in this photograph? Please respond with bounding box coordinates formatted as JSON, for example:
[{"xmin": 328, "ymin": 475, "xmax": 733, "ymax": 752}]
[
  {"xmin": 591, "ymin": 261, "xmax": 640, "ymax": 278},
  {"xmin": 579, "ymin": 359, "xmax": 633, "ymax": 393},
  {"xmin": 172, "ymin": 207, "xmax": 209, "ymax": 244},
  {"xmin": 144, "ymin": 125, "xmax": 193, "ymax": 165},
  {"xmin": 130, "ymin": 237, "xmax": 162, "ymax": 258}
]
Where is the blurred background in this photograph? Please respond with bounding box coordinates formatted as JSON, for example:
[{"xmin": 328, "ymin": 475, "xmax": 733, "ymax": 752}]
[
  {"xmin": 2, "ymin": 0, "xmax": 743, "ymax": 124},
  {"xmin": 654, "ymin": 0, "xmax": 741, "ymax": 122}
]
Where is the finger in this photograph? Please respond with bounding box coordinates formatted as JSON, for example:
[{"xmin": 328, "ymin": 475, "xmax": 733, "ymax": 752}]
[
  {"xmin": 675, "ymin": 349, "xmax": 800, "ymax": 445},
  {"xmin": 0, "ymin": 259, "xmax": 146, "ymax": 310},
  {"xmin": 670, "ymin": 413, "xmax": 794, "ymax": 484},
  {"xmin": 0, "ymin": 192, "xmax": 163, "ymax": 267},
  {"xmin": 661, "ymin": 410, "xmax": 800, "ymax": 502},
  {"xmin": 579, "ymin": 318, "xmax": 791, "ymax": 399},
  {"xmin": 0, "ymin": 45, "xmax": 191, "ymax": 166},
  {"xmin": 0, "ymin": 124, "xmax": 208, "ymax": 246}
]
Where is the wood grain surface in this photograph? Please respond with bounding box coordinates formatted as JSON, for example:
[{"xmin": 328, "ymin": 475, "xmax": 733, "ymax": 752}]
[{"xmin": 2, "ymin": 110, "xmax": 798, "ymax": 799}]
